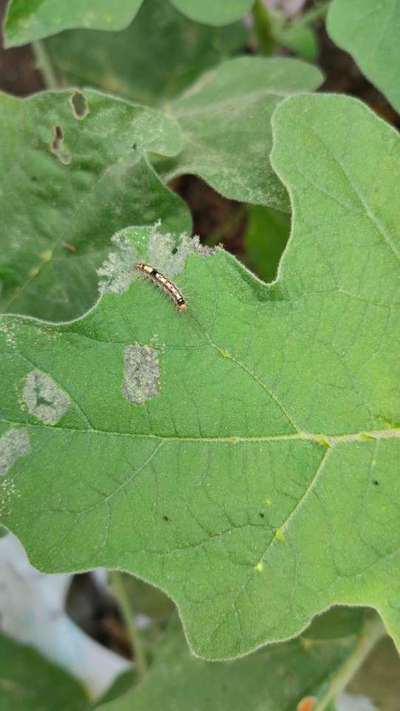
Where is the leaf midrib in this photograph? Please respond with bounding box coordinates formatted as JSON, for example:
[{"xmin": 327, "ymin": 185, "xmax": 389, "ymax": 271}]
[{"xmin": 1, "ymin": 418, "xmax": 399, "ymax": 446}]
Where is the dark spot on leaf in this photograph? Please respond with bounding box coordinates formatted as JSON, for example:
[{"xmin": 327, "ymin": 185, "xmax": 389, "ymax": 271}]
[
  {"xmin": 171, "ymin": 246, "xmax": 178, "ymax": 255},
  {"xmin": 373, "ymin": 480, "xmax": 379, "ymax": 486},
  {"xmin": 163, "ymin": 515, "xmax": 170, "ymax": 522},
  {"xmin": 132, "ymin": 143, "xmax": 137, "ymax": 150},
  {"xmin": 70, "ymin": 90, "xmax": 89, "ymax": 120},
  {"xmin": 50, "ymin": 125, "xmax": 71, "ymax": 165},
  {"xmin": 52, "ymin": 125, "xmax": 63, "ymax": 148},
  {"xmin": 258, "ymin": 512, "xmax": 265, "ymax": 518}
]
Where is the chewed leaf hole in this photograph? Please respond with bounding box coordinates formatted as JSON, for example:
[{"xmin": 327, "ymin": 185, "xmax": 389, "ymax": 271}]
[
  {"xmin": 70, "ymin": 90, "xmax": 89, "ymax": 120},
  {"xmin": 50, "ymin": 125, "xmax": 71, "ymax": 165}
]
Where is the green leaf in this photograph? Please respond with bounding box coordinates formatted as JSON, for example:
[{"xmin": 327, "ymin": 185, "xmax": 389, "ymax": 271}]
[
  {"xmin": 244, "ymin": 204, "xmax": 290, "ymax": 282},
  {"xmin": 3, "ymin": 0, "xmax": 144, "ymax": 48},
  {"xmin": 270, "ymin": 14, "xmax": 319, "ymax": 62},
  {"xmin": 158, "ymin": 57, "xmax": 323, "ymax": 211},
  {"xmin": 0, "ymin": 89, "xmax": 190, "ymax": 322},
  {"xmin": 3, "ymin": 0, "xmax": 252, "ymax": 47},
  {"xmin": 169, "ymin": 0, "xmax": 254, "ymax": 26},
  {"xmin": 327, "ymin": 0, "xmax": 400, "ymax": 113},
  {"xmin": 1, "ymin": 94, "xmax": 400, "ymax": 661},
  {"xmin": 98, "ymin": 617, "xmax": 356, "ymax": 711},
  {"xmin": 44, "ymin": 0, "xmax": 246, "ymax": 106},
  {"xmin": 0, "ymin": 633, "xmax": 90, "ymax": 710}
]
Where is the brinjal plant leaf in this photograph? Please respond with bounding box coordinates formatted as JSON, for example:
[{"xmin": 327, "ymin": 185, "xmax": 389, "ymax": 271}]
[
  {"xmin": 98, "ymin": 616, "xmax": 356, "ymax": 711},
  {"xmin": 3, "ymin": 0, "xmax": 251, "ymax": 48},
  {"xmin": 3, "ymin": 0, "xmax": 144, "ymax": 48},
  {"xmin": 0, "ymin": 94, "xmax": 399, "ymax": 661},
  {"xmin": 158, "ymin": 57, "xmax": 323, "ymax": 211},
  {"xmin": 44, "ymin": 0, "xmax": 245, "ymax": 106},
  {"xmin": 169, "ymin": 0, "xmax": 254, "ymax": 26},
  {"xmin": 327, "ymin": 0, "xmax": 400, "ymax": 114},
  {"xmin": 0, "ymin": 633, "xmax": 90, "ymax": 710},
  {"xmin": 0, "ymin": 89, "xmax": 190, "ymax": 322}
]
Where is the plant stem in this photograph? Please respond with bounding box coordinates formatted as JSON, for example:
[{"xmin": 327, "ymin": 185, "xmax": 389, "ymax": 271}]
[
  {"xmin": 253, "ymin": 0, "xmax": 275, "ymax": 55},
  {"xmin": 110, "ymin": 571, "xmax": 147, "ymax": 680},
  {"xmin": 314, "ymin": 615, "xmax": 386, "ymax": 711},
  {"xmin": 32, "ymin": 41, "xmax": 59, "ymax": 90}
]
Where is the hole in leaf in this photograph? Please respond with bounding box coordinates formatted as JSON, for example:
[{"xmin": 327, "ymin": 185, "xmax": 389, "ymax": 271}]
[
  {"xmin": 52, "ymin": 125, "xmax": 63, "ymax": 149},
  {"xmin": 70, "ymin": 90, "xmax": 89, "ymax": 120},
  {"xmin": 50, "ymin": 125, "xmax": 71, "ymax": 165}
]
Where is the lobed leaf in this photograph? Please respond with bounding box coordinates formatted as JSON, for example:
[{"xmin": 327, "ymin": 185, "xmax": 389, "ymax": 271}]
[
  {"xmin": 0, "ymin": 95, "xmax": 399, "ymax": 661},
  {"xmin": 158, "ymin": 57, "xmax": 324, "ymax": 211},
  {"xmin": 328, "ymin": 0, "xmax": 400, "ymax": 113},
  {"xmin": 0, "ymin": 89, "xmax": 190, "ymax": 322},
  {"xmin": 41, "ymin": 49, "xmax": 322, "ymax": 211}
]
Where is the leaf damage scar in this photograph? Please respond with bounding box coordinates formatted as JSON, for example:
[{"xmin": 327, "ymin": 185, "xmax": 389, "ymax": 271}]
[{"xmin": 136, "ymin": 262, "xmax": 187, "ymax": 312}]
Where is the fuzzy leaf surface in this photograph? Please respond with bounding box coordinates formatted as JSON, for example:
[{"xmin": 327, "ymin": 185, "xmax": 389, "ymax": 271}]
[
  {"xmin": 0, "ymin": 95, "xmax": 399, "ymax": 660},
  {"xmin": 0, "ymin": 89, "xmax": 190, "ymax": 321},
  {"xmin": 328, "ymin": 0, "xmax": 400, "ymax": 113},
  {"xmin": 159, "ymin": 57, "xmax": 323, "ymax": 211}
]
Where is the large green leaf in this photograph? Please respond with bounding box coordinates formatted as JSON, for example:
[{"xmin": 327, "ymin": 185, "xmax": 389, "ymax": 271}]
[
  {"xmin": 4, "ymin": 0, "xmax": 253, "ymax": 48},
  {"xmin": 3, "ymin": 0, "xmax": 144, "ymax": 48},
  {"xmin": 0, "ymin": 633, "xmax": 90, "ymax": 710},
  {"xmin": 1, "ymin": 94, "xmax": 399, "ymax": 661},
  {"xmin": 44, "ymin": 0, "xmax": 245, "ymax": 106},
  {"xmin": 159, "ymin": 57, "xmax": 323, "ymax": 211},
  {"xmin": 169, "ymin": 0, "xmax": 254, "ymax": 26},
  {"xmin": 42, "ymin": 51, "xmax": 322, "ymax": 211},
  {"xmin": 327, "ymin": 0, "xmax": 400, "ymax": 113},
  {"xmin": 98, "ymin": 617, "xmax": 356, "ymax": 711},
  {"xmin": 0, "ymin": 89, "xmax": 190, "ymax": 322}
]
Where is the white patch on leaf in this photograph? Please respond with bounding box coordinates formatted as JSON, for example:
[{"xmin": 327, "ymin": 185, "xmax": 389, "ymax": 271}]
[
  {"xmin": 22, "ymin": 370, "xmax": 70, "ymax": 425},
  {"xmin": 123, "ymin": 344, "xmax": 160, "ymax": 405},
  {"xmin": 0, "ymin": 428, "xmax": 30, "ymax": 476},
  {"xmin": 97, "ymin": 223, "xmax": 218, "ymax": 295},
  {"xmin": 97, "ymin": 232, "xmax": 139, "ymax": 295}
]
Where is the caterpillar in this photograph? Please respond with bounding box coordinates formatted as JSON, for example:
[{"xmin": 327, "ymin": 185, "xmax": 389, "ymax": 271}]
[{"xmin": 136, "ymin": 262, "xmax": 187, "ymax": 312}]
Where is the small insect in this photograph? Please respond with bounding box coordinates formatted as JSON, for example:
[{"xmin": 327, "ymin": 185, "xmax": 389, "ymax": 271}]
[
  {"xmin": 62, "ymin": 242, "xmax": 77, "ymax": 253},
  {"xmin": 136, "ymin": 262, "xmax": 187, "ymax": 312}
]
